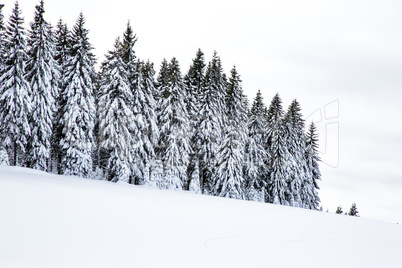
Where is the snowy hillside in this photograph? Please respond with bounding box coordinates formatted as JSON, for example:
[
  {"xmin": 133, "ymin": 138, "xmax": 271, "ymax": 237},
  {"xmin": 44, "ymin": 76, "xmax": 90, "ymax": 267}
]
[{"xmin": 0, "ymin": 166, "xmax": 401, "ymax": 268}]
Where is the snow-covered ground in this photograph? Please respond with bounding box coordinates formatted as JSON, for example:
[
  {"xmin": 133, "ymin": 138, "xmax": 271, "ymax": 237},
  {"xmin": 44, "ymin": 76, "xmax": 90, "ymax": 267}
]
[{"xmin": 0, "ymin": 166, "xmax": 401, "ymax": 268}]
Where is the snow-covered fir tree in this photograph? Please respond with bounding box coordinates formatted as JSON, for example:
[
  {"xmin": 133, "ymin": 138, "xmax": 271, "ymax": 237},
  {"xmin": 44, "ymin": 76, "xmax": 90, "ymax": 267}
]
[
  {"xmin": 348, "ymin": 203, "xmax": 359, "ymax": 216},
  {"xmin": 157, "ymin": 58, "xmax": 191, "ymax": 189},
  {"xmin": 98, "ymin": 38, "xmax": 134, "ymax": 183},
  {"xmin": 196, "ymin": 52, "xmax": 227, "ymax": 193},
  {"xmin": 304, "ymin": 122, "xmax": 321, "ymax": 209},
  {"xmin": 60, "ymin": 13, "xmax": 96, "ymax": 177},
  {"xmin": 283, "ymin": 99, "xmax": 306, "ymax": 207},
  {"xmin": 25, "ymin": 0, "xmax": 59, "ymax": 171},
  {"xmin": 139, "ymin": 59, "xmax": 159, "ymax": 186},
  {"xmin": 266, "ymin": 93, "xmax": 288, "ymax": 205},
  {"xmin": 244, "ymin": 90, "xmax": 268, "ymax": 201},
  {"xmin": 213, "ymin": 66, "xmax": 247, "ymax": 199},
  {"xmin": 52, "ymin": 19, "xmax": 71, "ymax": 174},
  {"xmin": 0, "ymin": 4, "xmax": 5, "ymax": 73},
  {"xmin": 336, "ymin": 206, "xmax": 343, "ymax": 214},
  {"xmin": 183, "ymin": 49, "xmax": 206, "ymax": 192},
  {"xmin": 0, "ymin": 1, "xmax": 32, "ymax": 166}
]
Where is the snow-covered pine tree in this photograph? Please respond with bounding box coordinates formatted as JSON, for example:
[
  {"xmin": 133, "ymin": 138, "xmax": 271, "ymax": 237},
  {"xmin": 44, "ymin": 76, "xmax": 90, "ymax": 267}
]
[
  {"xmin": 283, "ymin": 99, "xmax": 306, "ymax": 207},
  {"xmin": 304, "ymin": 122, "xmax": 321, "ymax": 209},
  {"xmin": 157, "ymin": 58, "xmax": 191, "ymax": 189},
  {"xmin": 196, "ymin": 52, "xmax": 227, "ymax": 194},
  {"xmin": 183, "ymin": 49, "xmax": 206, "ymax": 192},
  {"xmin": 266, "ymin": 93, "xmax": 288, "ymax": 205},
  {"xmin": 60, "ymin": 13, "xmax": 96, "ymax": 178},
  {"xmin": 25, "ymin": 0, "xmax": 59, "ymax": 171},
  {"xmin": 244, "ymin": 90, "xmax": 268, "ymax": 201},
  {"xmin": 139, "ymin": 59, "xmax": 159, "ymax": 186},
  {"xmin": 348, "ymin": 203, "xmax": 359, "ymax": 216},
  {"xmin": 336, "ymin": 206, "xmax": 343, "ymax": 214},
  {"xmin": 0, "ymin": 4, "xmax": 5, "ymax": 73},
  {"xmin": 98, "ymin": 38, "xmax": 135, "ymax": 183},
  {"xmin": 214, "ymin": 66, "xmax": 247, "ymax": 199},
  {"xmin": 52, "ymin": 19, "xmax": 71, "ymax": 174},
  {"xmin": 0, "ymin": 1, "xmax": 32, "ymax": 166}
]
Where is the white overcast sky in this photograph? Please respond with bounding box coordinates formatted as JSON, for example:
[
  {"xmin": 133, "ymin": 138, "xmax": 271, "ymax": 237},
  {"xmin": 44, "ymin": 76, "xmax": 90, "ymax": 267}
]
[{"xmin": 3, "ymin": 0, "xmax": 402, "ymax": 223}]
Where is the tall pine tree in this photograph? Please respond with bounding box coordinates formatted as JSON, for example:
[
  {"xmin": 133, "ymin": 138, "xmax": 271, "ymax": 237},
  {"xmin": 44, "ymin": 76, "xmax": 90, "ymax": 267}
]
[
  {"xmin": 213, "ymin": 66, "xmax": 247, "ymax": 199},
  {"xmin": 266, "ymin": 93, "xmax": 288, "ymax": 205},
  {"xmin": 60, "ymin": 13, "xmax": 96, "ymax": 177},
  {"xmin": 283, "ymin": 99, "xmax": 306, "ymax": 207},
  {"xmin": 0, "ymin": 1, "xmax": 32, "ymax": 166},
  {"xmin": 184, "ymin": 49, "xmax": 206, "ymax": 192},
  {"xmin": 157, "ymin": 58, "xmax": 191, "ymax": 189},
  {"xmin": 25, "ymin": 0, "xmax": 59, "ymax": 171},
  {"xmin": 304, "ymin": 122, "xmax": 321, "ymax": 209},
  {"xmin": 196, "ymin": 52, "xmax": 227, "ymax": 193},
  {"xmin": 52, "ymin": 19, "xmax": 71, "ymax": 174},
  {"xmin": 244, "ymin": 90, "xmax": 268, "ymax": 201},
  {"xmin": 98, "ymin": 38, "xmax": 134, "ymax": 182}
]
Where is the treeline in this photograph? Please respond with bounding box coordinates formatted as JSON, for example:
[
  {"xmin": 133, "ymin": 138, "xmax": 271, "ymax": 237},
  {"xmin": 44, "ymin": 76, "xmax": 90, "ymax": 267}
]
[{"xmin": 0, "ymin": 1, "xmax": 321, "ymax": 209}]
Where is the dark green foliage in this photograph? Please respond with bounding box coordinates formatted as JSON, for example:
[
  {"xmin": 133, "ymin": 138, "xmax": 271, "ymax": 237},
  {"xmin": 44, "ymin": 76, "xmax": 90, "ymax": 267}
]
[{"xmin": 349, "ymin": 203, "xmax": 359, "ymax": 216}]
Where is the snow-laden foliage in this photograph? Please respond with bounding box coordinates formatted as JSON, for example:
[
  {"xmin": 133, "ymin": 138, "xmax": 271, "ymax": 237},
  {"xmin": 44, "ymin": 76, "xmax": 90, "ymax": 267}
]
[
  {"xmin": 283, "ymin": 99, "xmax": 306, "ymax": 207},
  {"xmin": 52, "ymin": 19, "xmax": 71, "ymax": 174},
  {"xmin": 196, "ymin": 52, "xmax": 227, "ymax": 193},
  {"xmin": 60, "ymin": 13, "xmax": 96, "ymax": 178},
  {"xmin": 266, "ymin": 94, "xmax": 288, "ymax": 205},
  {"xmin": 25, "ymin": 1, "xmax": 59, "ymax": 171},
  {"xmin": 157, "ymin": 58, "xmax": 191, "ymax": 189},
  {"xmin": 184, "ymin": 49, "xmax": 205, "ymax": 191},
  {"xmin": 244, "ymin": 90, "xmax": 268, "ymax": 201},
  {"xmin": 98, "ymin": 38, "xmax": 135, "ymax": 183},
  {"xmin": 0, "ymin": 2, "xmax": 32, "ymax": 166},
  {"xmin": 304, "ymin": 122, "xmax": 321, "ymax": 209},
  {"xmin": 213, "ymin": 66, "xmax": 247, "ymax": 199},
  {"xmin": 0, "ymin": 4, "xmax": 5, "ymax": 73}
]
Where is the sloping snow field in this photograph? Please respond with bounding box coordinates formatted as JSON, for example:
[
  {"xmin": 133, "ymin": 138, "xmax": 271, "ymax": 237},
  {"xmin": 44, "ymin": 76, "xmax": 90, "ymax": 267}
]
[{"xmin": 0, "ymin": 166, "xmax": 401, "ymax": 268}]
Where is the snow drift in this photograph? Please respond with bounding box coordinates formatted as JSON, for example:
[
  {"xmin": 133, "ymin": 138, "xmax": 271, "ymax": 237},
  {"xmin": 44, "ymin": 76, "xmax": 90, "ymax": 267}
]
[{"xmin": 0, "ymin": 166, "xmax": 401, "ymax": 268}]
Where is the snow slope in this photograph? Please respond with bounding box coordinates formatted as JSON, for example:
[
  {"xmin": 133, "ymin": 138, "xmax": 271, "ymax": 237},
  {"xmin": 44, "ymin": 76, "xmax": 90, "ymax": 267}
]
[{"xmin": 0, "ymin": 166, "xmax": 401, "ymax": 268}]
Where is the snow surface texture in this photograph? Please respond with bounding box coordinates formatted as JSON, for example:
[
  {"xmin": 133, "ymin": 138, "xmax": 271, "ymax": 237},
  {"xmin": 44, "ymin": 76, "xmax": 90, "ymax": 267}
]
[{"xmin": 0, "ymin": 166, "xmax": 401, "ymax": 268}]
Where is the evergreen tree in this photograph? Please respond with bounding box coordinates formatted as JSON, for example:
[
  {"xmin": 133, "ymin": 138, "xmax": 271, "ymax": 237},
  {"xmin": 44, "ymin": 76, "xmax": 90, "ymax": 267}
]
[
  {"xmin": 184, "ymin": 49, "xmax": 206, "ymax": 192},
  {"xmin": 214, "ymin": 66, "xmax": 247, "ymax": 199},
  {"xmin": 0, "ymin": 1, "xmax": 32, "ymax": 166},
  {"xmin": 98, "ymin": 38, "xmax": 134, "ymax": 182},
  {"xmin": 60, "ymin": 13, "xmax": 96, "ymax": 177},
  {"xmin": 52, "ymin": 19, "xmax": 71, "ymax": 174},
  {"xmin": 157, "ymin": 58, "xmax": 191, "ymax": 189},
  {"xmin": 25, "ymin": 0, "xmax": 59, "ymax": 171},
  {"xmin": 348, "ymin": 203, "xmax": 359, "ymax": 216},
  {"xmin": 283, "ymin": 99, "xmax": 305, "ymax": 207},
  {"xmin": 266, "ymin": 94, "xmax": 288, "ymax": 205},
  {"xmin": 336, "ymin": 206, "xmax": 343, "ymax": 214},
  {"xmin": 304, "ymin": 122, "xmax": 321, "ymax": 209},
  {"xmin": 140, "ymin": 59, "xmax": 159, "ymax": 186},
  {"xmin": 244, "ymin": 90, "xmax": 268, "ymax": 201},
  {"xmin": 0, "ymin": 4, "xmax": 5, "ymax": 73},
  {"xmin": 196, "ymin": 52, "xmax": 227, "ymax": 193}
]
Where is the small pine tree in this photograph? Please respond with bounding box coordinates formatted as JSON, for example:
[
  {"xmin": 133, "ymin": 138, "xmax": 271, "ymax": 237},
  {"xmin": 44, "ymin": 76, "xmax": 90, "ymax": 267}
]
[
  {"xmin": 0, "ymin": 2, "xmax": 32, "ymax": 166},
  {"xmin": 348, "ymin": 203, "xmax": 359, "ymax": 217},
  {"xmin": 336, "ymin": 206, "xmax": 343, "ymax": 214}
]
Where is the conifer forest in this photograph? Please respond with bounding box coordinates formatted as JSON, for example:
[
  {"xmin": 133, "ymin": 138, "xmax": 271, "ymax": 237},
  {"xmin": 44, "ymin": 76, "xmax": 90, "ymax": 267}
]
[{"xmin": 0, "ymin": 1, "xmax": 321, "ymax": 209}]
